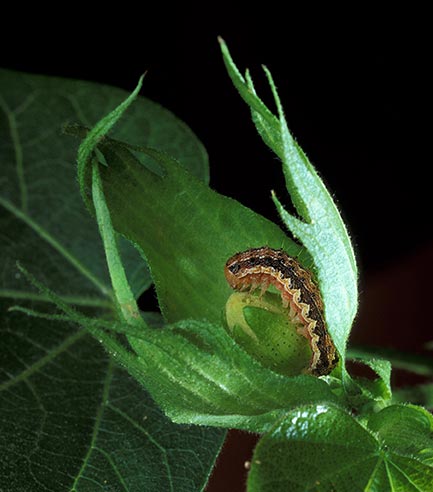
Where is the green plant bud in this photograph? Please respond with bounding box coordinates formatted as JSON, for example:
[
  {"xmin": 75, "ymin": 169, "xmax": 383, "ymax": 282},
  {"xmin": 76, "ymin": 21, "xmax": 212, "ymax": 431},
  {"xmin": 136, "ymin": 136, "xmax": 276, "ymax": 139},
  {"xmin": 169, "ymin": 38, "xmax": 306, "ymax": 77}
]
[{"xmin": 225, "ymin": 291, "xmax": 312, "ymax": 376}]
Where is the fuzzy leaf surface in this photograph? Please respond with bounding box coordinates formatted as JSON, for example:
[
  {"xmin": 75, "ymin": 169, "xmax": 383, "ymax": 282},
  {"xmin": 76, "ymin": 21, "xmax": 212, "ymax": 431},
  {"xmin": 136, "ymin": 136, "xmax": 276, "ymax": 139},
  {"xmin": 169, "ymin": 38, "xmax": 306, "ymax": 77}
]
[
  {"xmin": 0, "ymin": 303, "xmax": 224, "ymax": 491},
  {"xmin": 248, "ymin": 403, "xmax": 433, "ymax": 492},
  {"xmin": 220, "ymin": 40, "xmax": 358, "ymax": 361},
  {"xmin": 97, "ymin": 142, "xmax": 312, "ymax": 324}
]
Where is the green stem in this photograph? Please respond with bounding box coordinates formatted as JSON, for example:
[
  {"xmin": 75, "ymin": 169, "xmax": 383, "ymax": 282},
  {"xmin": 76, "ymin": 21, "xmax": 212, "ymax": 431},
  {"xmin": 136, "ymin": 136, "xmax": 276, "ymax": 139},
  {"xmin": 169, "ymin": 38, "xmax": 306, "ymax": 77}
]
[{"xmin": 91, "ymin": 161, "xmax": 146, "ymax": 329}]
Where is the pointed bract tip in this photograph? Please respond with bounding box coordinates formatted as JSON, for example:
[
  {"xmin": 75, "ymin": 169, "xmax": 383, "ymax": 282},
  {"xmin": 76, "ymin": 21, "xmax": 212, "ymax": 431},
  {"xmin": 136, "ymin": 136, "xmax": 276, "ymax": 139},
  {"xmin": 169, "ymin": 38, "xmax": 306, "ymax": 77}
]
[{"xmin": 261, "ymin": 64, "xmax": 272, "ymax": 77}]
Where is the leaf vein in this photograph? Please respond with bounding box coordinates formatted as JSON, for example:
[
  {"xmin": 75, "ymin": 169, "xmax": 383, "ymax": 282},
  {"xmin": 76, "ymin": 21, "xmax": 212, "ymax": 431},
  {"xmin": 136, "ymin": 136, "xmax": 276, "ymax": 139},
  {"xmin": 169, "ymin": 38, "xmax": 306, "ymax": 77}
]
[
  {"xmin": 107, "ymin": 402, "xmax": 174, "ymax": 492},
  {"xmin": 0, "ymin": 196, "xmax": 110, "ymax": 297},
  {"xmin": 94, "ymin": 446, "xmax": 130, "ymax": 492},
  {"xmin": 384, "ymin": 460, "xmax": 397, "ymax": 492},
  {"xmin": 388, "ymin": 458, "xmax": 426, "ymax": 492},
  {"xmin": 0, "ymin": 289, "xmax": 111, "ymax": 307},
  {"xmin": 0, "ymin": 330, "xmax": 85, "ymax": 392},
  {"xmin": 0, "ymin": 95, "xmax": 27, "ymax": 212},
  {"xmin": 70, "ymin": 359, "xmax": 114, "ymax": 491}
]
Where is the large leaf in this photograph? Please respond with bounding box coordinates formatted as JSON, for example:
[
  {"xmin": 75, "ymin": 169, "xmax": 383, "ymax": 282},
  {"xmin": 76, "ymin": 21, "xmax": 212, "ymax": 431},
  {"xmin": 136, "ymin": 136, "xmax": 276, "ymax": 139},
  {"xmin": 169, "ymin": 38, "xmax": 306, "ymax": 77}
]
[
  {"xmin": 247, "ymin": 403, "xmax": 433, "ymax": 491},
  {"xmin": 0, "ymin": 68, "xmax": 209, "ymax": 302},
  {"xmin": 97, "ymin": 142, "xmax": 312, "ymax": 325},
  {"xmin": 0, "ymin": 69, "xmax": 223, "ymax": 491},
  {"xmin": 0, "ymin": 302, "xmax": 224, "ymax": 491}
]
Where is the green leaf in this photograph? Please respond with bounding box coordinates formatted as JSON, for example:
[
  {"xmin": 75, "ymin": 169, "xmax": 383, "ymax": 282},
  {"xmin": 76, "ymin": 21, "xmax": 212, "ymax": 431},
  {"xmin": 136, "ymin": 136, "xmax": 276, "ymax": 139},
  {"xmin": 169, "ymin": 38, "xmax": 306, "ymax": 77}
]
[
  {"xmin": 0, "ymin": 69, "xmax": 223, "ymax": 491},
  {"xmin": 357, "ymin": 358, "xmax": 392, "ymax": 396},
  {"xmin": 77, "ymin": 75, "xmax": 144, "ymax": 211},
  {"xmin": 0, "ymin": 68, "xmax": 209, "ymax": 302},
  {"xmin": 347, "ymin": 353, "xmax": 392, "ymax": 403},
  {"xmin": 97, "ymin": 141, "xmax": 311, "ymax": 324},
  {"xmin": 220, "ymin": 40, "xmax": 358, "ymax": 362},
  {"xmin": 0, "ymin": 302, "xmax": 224, "ymax": 491},
  {"xmin": 247, "ymin": 403, "xmax": 433, "ymax": 492},
  {"xmin": 368, "ymin": 404, "xmax": 433, "ymax": 463},
  {"xmin": 126, "ymin": 318, "xmax": 338, "ymax": 433}
]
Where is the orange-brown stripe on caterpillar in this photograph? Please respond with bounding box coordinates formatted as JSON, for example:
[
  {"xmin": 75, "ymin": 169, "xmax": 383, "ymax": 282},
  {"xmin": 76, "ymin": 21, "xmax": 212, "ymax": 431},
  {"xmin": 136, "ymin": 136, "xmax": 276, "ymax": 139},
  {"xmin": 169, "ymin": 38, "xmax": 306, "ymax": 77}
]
[{"xmin": 224, "ymin": 246, "xmax": 338, "ymax": 376}]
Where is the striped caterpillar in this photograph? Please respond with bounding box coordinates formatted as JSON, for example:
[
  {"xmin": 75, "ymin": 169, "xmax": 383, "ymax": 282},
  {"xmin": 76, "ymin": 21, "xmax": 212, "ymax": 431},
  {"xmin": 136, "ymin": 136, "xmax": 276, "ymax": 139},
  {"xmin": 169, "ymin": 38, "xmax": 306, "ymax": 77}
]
[{"xmin": 224, "ymin": 246, "xmax": 338, "ymax": 376}]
